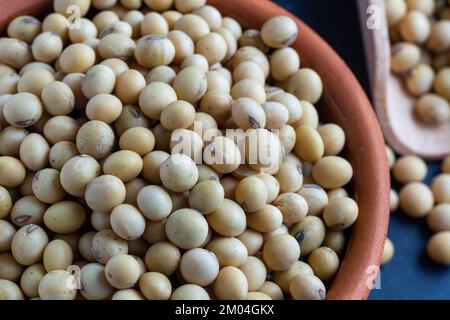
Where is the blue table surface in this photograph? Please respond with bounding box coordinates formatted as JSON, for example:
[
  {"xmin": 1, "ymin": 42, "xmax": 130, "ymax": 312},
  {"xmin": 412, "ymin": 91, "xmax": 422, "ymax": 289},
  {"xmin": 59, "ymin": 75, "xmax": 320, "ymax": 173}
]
[{"xmin": 273, "ymin": 0, "xmax": 449, "ymax": 300}]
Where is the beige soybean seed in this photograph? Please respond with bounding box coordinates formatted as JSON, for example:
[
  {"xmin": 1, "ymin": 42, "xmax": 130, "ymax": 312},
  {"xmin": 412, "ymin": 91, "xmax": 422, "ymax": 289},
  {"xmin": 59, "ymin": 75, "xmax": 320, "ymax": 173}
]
[
  {"xmin": 7, "ymin": 16, "xmax": 42, "ymax": 44},
  {"xmin": 237, "ymin": 229, "xmax": 263, "ymax": 256},
  {"xmin": 0, "ymin": 156, "xmax": 26, "ymax": 188},
  {"xmin": 399, "ymin": 182, "xmax": 434, "ymax": 218},
  {"xmin": 110, "ymin": 204, "xmax": 146, "ymax": 240},
  {"xmin": 258, "ymin": 281, "xmax": 283, "ymax": 300},
  {"xmin": 160, "ymin": 154, "xmax": 198, "ymax": 192},
  {"xmin": 112, "ymin": 289, "xmax": 144, "ymax": 300},
  {"xmin": 231, "ymin": 79, "xmax": 266, "ymax": 104},
  {"xmin": 4, "ymin": 92, "xmax": 43, "ymax": 128},
  {"xmin": 405, "ymin": 64, "xmax": 435, "ymax": 97},
  {"xmin": 269, "ymin": 92, "xmax": 303, "ymax": 125},
  {"xmin": 290, "ymin": 273, "xmax": 326, "ymax": 300},
  {"xmin": 323, "ymin": 197, "xmax": 359, "ymax": 231},
  {"xmin": 323, "ymin": 230, "xmax": 346, "ymax": 256},
  {"xmin": 167, "ymin": 30, "xmax": 195, "ymax": 65},
  {"xmin": 76, "ymin": 120, "xmax": 115, "ymax": 160},
  {"xmin": 17, "ymin": 68, "xmax": 55, "ymax": 97},
  {"xmin": 80, "ymin": 263, "xmax": 115, "ymax": 300},
  {"xmin": 174, "ymin": 14, "xmax": 210, "ymax": 42},
  {"xmin": 180, "ymin": 248, "xmax": 219, "ymax": 286},
  {"xmin": 160, "ymin": 101, "xmax": 196, "ymax": 131},
  {"xmin": 32, "ymin": 32, "xmax": 63, "ymax": 63},
  {"xmin": 312, "ymin": 156, "xmax": 353, "ymax": 189},
  {"xmin": 431, "ymin": 174, "xmax": 450, "ymax": 204},
  {"xmin": 42, "ymin": 239, "xmax": 73, "ymax": 272},
  {"xmin": 296, "ymin": 101, "xmax": 318, "ymax": 128},
  {"xmin": 0, "ymin": 220, "xmax": 15, "ymax": 251},
  {"xmin": 318, "ymin": 124, "xmax": 346, "ymax": 156},
  {"xmin": 288, "ymin": 68, "xmax": 323, "ymax": 104},
  {"xmin": 257, "ymin": 174, "xmax": 280, "ymax": 204},
  {"xmin": 294, "ymin": 125, "xmax": 324, "ymax": 163},
  {"xmin": 38, "ymin": 270, "xmax": 77, "ymax": 300},
  {"xmin": 214, "ymin": 266, "xmax": 248, "ymax": 300},
  {"xmin": 0, "ymin": 73, "xmax": 19, "ymax": 95},
  {"xmin": 385, "ymin": 0, "xmax": 407, "ymax": 25},
  {"xmin": 137, "ymin": 185, "xmax": 172, "ymax": 221},
  {"xmin": 173, "ymin": 66, "xmax": 207, "ymax": 104},
  {"xmin": 135, "ymin": 35, "xmax": 175, "ymax": 69},
  {"xmin": 415, "ymin": 94, "xmax": 450, "ymax": 124},
  {"xmin": 239, "ymin": 29, "xmax": 270, "ymax": 54},
  {"xmin": 11, "ymin": 224, "xmax": 48, "ymax": 266},
  {"xmin": 93, "ymin": 10, "xmax": 120, "ymax": 33},
  {"xmin": 20, "ymin": 133, "xmax": 50, "ymax": 171},
  {"xmin": 235, "ymin": 176, "xmax": 268, "ymax": 213},
  {"xmin": 139, "ymin": 272, "xmax": 172, "ymax": 300},
  {"xmin": 427, "ymin": 231, "xmax": 450, "ymax": 265},
  {"xmin": 399, "ymin": 10, "xmax": 431, "ymax": 44},
  {"xmin": 239, "ymin": 256, "xmax": 266, "ymax": 292},
  {"xmin": 69, "ymin": 18, "xmax": 98, "ymax": 43},
  {"xmin": 0, "ymin": 252, "xmax": 23, "ymax": 281},
  {"xmin": 20, "ymin": 263, "xmax": 45, "ymax": 298},
  {"xmin": 232, "ymin": 46, "xmax": 269, "ymax": 78},
  {"xmin": 180, "ymin": 54, "xmax": 208, "ymax": 73},
  {"xmin": 298, "ymin": 184, "xmax": 329, "ymax": 216},
  {"xmin": 221, "ymin": 176, "xmax": 239, "ymax": 200},
  {"xmin": 308, "ymin": 247, "xmax": 339, "ymax": 281},
  {"xmin": 0, "ymin": 279, "xmax": 24, "ymax": 300},
  {"xmin": 290, "ymin": 216, "xmax": 326, "ymax": 256},
  {"xmin": 10, "ymin": 196, "xmax": 47, "ymax": 227},
  {"xmin": 165, "ymin": 208, "xmax": 209, "ymax": 249},
  {"xmin": 390, "ymin": 42, "xmax": 421, "ymax": 73},
  {"xmin": 195, "ymin": 32, "xmax": 227, "ymax": 65},
  {"xmin": 119, "ymin": 127, "xmax": 155, "ymax": 156},
  {"xmin": 103, "ymin": 150, "xmax": 143, "ymax": 182},
  {"xmin": 275, "ymin": 162, "xmax": 303, "ymax": 193},
  {"xmin": 263, "ymin": 234, "xmax": 300, "ymax": 272},
  {"xmin": 147, "ymin": 66, "xmax": 177, "ymax": 85},
  {"xmin": 393, "ymin": 155, "xmax": 427, "ymax": 183},
  {"xmin": 60, "ymin": 155, "xmax": 101, "ymax": 196},
  {"xmin": 189, "ymin": 180, "xmax": 224, "ymax": 214},
  {"xmin": 207, "ymin": 199, "xmax": 246, "ymax": 237},
  {"xmin": 233, "ymin": 61, "xmax": 265, "ymax": 86},
  {"xmin": 270, "ymin": 47, "xmax": 300, "ymax": 81},
  {"xmin": 427, "ymin": 20, "xmax": 450, "ymax": 54},
  {"xmin": 232, "ymin": 98, "xmax": 266, "ymax": 130},
  {"xmin": 43, "ymin": 116, "xmax": 80, "ymax": 144},
  {"xmin": 42, "ymin": 81, "xmax": 75, "ymax": 116},
  {"xmin": 85, "ymin": 175, "xmax": 126, "ymax": 213},
  {"xmin": 261, "ymin": 16, "xmax": 297, "ymax": 49},
  {"xmin": 31, "ymin": 169, "xmax": 65, "ymax": 204},
  {"xmin": 43, "ymin": 201, "xmax": 85, "ymax": 234},
  {"xmin": 144, "ymin": 242, "xmax": 180, "ymax": 276},
  {"xmin": 105, "ymin": 254, "xmax": 141, "ymax": 289},
  {"xmin": 0, "ymin": 126, "xmax": 28, "ymax": 157},
  {"xmin": 427, "ymin": 204, "xmax": 450, "ymax": 232},
  {"xmin": 91, "ymin": 211, "xmax": 112, "ymax": 231},
  {"xmin": 0, "ymin": 38, "xmax": 32, "ymax": 69},
  {"xmin": 142, "ymin": 151, "xmax": 170, "ymax": 184},
  {"xmin": 98, "ymin": 33, "xmax": 136, "ymax": 59},
  {"xmin": 261, "ymin": 102, "xmax": 289, "ymax": 130},
  {"xmin": 82, "ymin": 65, "xmax": 116, "ymax": 99},
  {"xmin": 91, "ymin": 229, "xmax": 128, "ymax": 264},
  {"xmin": 170, "ymin": 284, "xmax": 210, "ymax": 300},
  {"xmin": 115, "ymin": 70, "xmax": 146, "ymax": 105},
  {"xmin": 139, "ymin": 82, "xmax": 177, "ymax": 120},
  {"xmin": 247, "ymin": 204, "xmax": 283, "ymax": 233},
  {"xmin": 199, "ymin": 91, "xmax": 233, "ymax": 125},
  {"xmin": 434, "ymin": 68, "xmax": 450, "ymax": 100},
  {"xmin": 141, "ymin": 12, "xmax": 169, "ymax": 36},
  {"xmin": 381, "ymin": 238, "xmax": 395, "ymax": 266},
  {"xmin": 59, "ymin": 43, "xmax": 96, "ymax": 73}
]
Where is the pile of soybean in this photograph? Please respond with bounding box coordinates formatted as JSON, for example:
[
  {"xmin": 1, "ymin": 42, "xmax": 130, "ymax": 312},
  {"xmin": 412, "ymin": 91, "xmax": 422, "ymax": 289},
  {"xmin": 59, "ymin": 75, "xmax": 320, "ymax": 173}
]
[
  {"xmin": 387, "ymin": 0, "xmax": 450, "ymax": 124},
  {"xmin": 0, "ymin": 0, "xmax": 358, "ymax": 300},
  {"xmin": 385, "ymin": 146, "xmax": 450, "ymax": 266}
]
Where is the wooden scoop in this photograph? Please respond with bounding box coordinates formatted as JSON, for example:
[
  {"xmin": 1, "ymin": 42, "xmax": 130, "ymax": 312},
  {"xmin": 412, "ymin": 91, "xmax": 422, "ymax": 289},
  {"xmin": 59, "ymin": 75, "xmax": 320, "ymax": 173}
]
[{"xmin": 358, "ymin": 0, "xmax": 450, "ymax": 160}]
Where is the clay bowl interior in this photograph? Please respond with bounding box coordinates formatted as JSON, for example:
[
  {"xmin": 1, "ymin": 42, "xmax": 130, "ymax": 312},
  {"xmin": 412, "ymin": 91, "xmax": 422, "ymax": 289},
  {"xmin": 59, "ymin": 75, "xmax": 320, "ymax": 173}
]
[{"xmin": 0, "ymin": 0, "xmax": 390, "ymax": 300}]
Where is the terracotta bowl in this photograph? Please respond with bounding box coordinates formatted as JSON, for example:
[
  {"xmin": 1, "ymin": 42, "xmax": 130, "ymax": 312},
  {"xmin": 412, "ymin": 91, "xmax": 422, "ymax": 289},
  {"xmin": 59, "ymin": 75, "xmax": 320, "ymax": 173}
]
[{"xmin": 0, "ymin": 0, "xmax": 390, "ymax": 300}]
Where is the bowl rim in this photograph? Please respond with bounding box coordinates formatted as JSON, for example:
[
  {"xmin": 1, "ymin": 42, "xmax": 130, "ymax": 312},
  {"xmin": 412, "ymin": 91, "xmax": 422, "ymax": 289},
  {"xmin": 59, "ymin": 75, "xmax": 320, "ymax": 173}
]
[{"xmin": 0, "ymin": 0, "xmax": 391, "ymax": 300}]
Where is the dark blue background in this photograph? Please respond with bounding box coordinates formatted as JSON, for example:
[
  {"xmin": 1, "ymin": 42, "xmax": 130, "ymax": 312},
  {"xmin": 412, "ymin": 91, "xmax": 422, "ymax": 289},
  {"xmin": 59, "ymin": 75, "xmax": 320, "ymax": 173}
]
[{"xmin": 273, "ymin": 0, "xmax": 448, "ymax": 299}]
